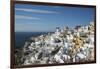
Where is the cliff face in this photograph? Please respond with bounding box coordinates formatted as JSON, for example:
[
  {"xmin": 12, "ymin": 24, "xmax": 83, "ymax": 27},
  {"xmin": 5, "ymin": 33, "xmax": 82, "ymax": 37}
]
[{"xmin": 15, "ymin": 22, "xmax": 95, "ymax": 65}]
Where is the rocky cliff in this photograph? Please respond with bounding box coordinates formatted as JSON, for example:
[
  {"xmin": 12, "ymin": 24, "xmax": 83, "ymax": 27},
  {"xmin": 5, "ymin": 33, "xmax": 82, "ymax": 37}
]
[{"xmin": 14, "ymin": 22, "xmax": 95, "ymax": 66}]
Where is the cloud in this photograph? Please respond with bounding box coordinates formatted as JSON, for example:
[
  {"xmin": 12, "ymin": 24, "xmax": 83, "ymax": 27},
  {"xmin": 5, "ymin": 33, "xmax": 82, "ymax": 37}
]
[
  {"xmin": 15, "ymin": 8, "xmax": 60, "ymax": 14},
  {"xmin": 15, "ymin": 15, "xmax": 40, "ymax": 20}
]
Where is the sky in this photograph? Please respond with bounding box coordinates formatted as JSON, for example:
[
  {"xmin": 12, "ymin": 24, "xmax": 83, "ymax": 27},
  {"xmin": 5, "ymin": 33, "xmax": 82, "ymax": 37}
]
[{"xmin": 15, "ymin": 4, "xmax": 95, "ymax": 32}]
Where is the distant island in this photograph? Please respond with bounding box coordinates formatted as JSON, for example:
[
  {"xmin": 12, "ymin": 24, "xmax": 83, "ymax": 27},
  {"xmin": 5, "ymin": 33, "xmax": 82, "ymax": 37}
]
[{"xmin": 14, "ymin": 22, "xmax": 95, "ymax": 66}]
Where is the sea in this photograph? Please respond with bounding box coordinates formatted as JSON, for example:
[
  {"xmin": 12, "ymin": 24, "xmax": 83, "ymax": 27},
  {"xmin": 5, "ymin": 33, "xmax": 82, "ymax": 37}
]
[{"xmin": 15, "ymin": 32, "xmax": 51, "ymax": 48}]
